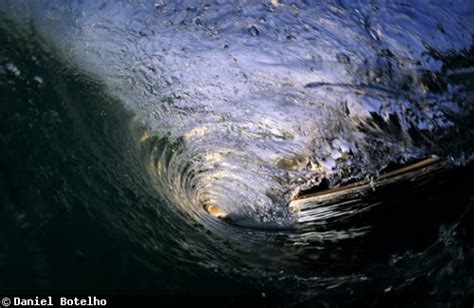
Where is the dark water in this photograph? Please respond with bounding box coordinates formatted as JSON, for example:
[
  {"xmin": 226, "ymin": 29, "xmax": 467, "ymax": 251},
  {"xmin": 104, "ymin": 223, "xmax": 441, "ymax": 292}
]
[{"xmin": 1, "ymin": 0, "xmax": 474, "ymax": 305}]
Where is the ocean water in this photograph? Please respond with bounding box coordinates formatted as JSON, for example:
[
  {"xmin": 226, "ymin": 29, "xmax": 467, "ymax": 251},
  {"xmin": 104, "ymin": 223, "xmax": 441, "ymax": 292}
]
[{"xmin": 0, "ymin": 1, "xmax": 473, "ymax": 305}]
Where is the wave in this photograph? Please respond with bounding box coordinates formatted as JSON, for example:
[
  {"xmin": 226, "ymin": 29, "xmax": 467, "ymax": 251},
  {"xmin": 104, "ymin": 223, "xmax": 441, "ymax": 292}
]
[{"xmin": 1, "ymin": 0, "xmax": 473, "ymax": 303}]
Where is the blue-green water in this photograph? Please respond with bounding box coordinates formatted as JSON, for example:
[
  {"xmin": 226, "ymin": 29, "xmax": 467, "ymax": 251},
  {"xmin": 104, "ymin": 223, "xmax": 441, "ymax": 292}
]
[{"xmin": 0, "ymin": 1, "xmax": 473, "ymax": 305}]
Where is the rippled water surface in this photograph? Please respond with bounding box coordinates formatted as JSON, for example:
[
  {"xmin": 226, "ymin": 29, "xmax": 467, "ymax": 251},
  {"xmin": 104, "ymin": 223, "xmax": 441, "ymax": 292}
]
[{"xmin": 0, "ymin": 0, "xmax": 473, "ymax": 305}]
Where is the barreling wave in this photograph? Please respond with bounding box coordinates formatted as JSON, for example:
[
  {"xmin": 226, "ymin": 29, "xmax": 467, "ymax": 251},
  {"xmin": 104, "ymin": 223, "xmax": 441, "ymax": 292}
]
[{"xmin": 1, "ymin": 0, "xmax": 474, "ymax": 304}]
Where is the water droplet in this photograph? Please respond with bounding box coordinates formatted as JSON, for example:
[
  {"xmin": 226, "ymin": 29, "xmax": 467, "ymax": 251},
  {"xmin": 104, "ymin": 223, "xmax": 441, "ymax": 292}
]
[
  {"xmin": 368, "ymin": 27, "xmax": 380, "ymax": 41},
  {"xmin": 336, "ymin": 53, "xmax": 350, "ymax": 64},
  {"xmin": 5, "ymin": 63, "xmax": 20, "ymax": 76},
  {"xmin": 154, "ymin": 0, "xmax": 165, "ymax": 9},
  {"xmin": 248, "ymin": 25, "xmax": 259, "ymax": 36},
  {"xmin": 33, "ymin": 76, "xmax": 43, "ymax": 84},
  {"xmin": 194, "ymin": 17, "xmax": 202, "ymax": 26}
]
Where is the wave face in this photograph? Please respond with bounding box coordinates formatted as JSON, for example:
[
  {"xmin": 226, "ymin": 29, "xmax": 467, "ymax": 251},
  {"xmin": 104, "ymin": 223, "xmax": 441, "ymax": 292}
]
[{"xmin": 1, "ymin": 0, "xmax": 473, "ymax": 304}]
